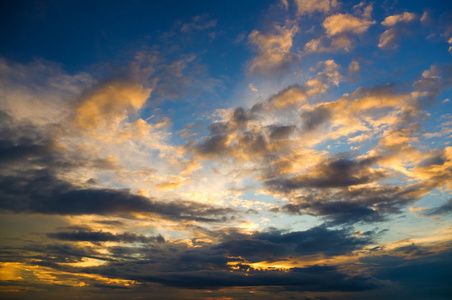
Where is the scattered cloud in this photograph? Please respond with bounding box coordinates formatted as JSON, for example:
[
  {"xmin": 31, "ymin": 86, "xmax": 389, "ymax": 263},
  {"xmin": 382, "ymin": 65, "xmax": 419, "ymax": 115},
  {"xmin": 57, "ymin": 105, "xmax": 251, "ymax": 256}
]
[
  {"xmin": 248, "ymin": 22, "xmax": 299, "ymax": 75},
  {"xmin": 294, "ymin": 0, "xmax": 338, "ymax": 16},
  {"xmin": 382, "ymin": 12, "xmax": 417, "ymax": 27},
  {"xmin": 323, "ymin": 14, "xmax": 376, "ymax": 36}
]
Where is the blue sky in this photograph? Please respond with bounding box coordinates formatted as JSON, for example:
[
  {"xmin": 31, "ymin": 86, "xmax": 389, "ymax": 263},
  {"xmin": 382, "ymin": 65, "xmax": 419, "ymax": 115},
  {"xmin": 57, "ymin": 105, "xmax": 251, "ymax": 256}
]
[{"xmin": 1, "ymin": 1, "xmax": 452, "ymax": 299}]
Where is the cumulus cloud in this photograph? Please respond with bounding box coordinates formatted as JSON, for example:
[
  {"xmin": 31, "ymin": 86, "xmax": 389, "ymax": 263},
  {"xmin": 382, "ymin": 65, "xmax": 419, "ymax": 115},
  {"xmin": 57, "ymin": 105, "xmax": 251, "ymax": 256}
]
[
  {"xmin": 294, "ymin": 0, "xmax": 338, "ymax": 16},
  {"xmin": 378, "ymin": 12, "xmax": 418, "ymax": 49},
  {"xmin": 382, "ymin": 12, "xmax": 417, "ymax": 27},
  {"xmin": 378, "ymin": 27, "xmax": 407, "ymax": 49},
  {"xmin": 323, "ymin": 14, "xmax": 376, "ymax": 36},
  {"xmin": 75, "ymin": 80, "xmax": 151, "ymax": 132},
  {"xmin": 248, "ymin": 22, "xmax": 299, "ymax": 75},
  {"xmin": 304, "ymin": 35, "xmax": 354, "ymax": 53}
]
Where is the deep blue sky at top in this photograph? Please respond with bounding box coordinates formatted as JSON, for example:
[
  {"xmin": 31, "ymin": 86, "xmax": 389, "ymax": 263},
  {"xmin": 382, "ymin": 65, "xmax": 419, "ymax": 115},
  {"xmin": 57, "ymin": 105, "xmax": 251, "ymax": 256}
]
[
  {"xmin": 2, "ymin": 0, "xmax": 451, "ymax": 72},
  {"xmin": 0, "ymin": 0, "xmax": 271, "ymax": 73},
  {"xmin": 2, "ymin": 0, "xmax": 451, "ymax": 88}
]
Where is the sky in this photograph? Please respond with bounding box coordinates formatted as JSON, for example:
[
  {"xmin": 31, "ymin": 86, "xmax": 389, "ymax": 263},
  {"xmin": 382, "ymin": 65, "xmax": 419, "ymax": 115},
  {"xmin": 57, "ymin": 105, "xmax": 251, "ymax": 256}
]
[{"xmin": 0, "ymin": 0, "xmax": 451, "ymax": 299}]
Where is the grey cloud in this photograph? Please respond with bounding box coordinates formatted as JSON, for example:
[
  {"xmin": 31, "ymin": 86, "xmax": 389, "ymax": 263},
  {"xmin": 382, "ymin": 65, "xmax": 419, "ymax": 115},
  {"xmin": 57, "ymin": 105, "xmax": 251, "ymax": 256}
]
[
  {"xmin": 48, "ymin": 230, "xmax": 165, "ymax": 244},
  {"xmin": 216, "ymin": 225, "xmax": 374, "ymax": 261},
  {"xmin": 191, "ymin": 134, "xmax": 230, "ymax": 156},
  {"xmin": 265, "ymin": 156, "xmax": 385, "ymax": 191},
  {"xmin": 1, "ymin": 222, "xmax": 377, "ymax": 293},
  {"xmin": 276, "ymin": 185, "xmax": 419, "ymax": 225},
  {"xmin": 268, "ymin": 125, "xmax": 296, "ymax": 140},
  {"xmin": 300, "ymin": 106, "xmax": 331, "ymax": 131},
  {"xmin": 425, "ymin": 198, "xmax": 452, "ymax": 216},
  {"xmin": 127, "ymin": 265, "xmax": 377, "ymax": 291},
  {"xmin": 0, "ymin": 170, "xmax": 237, "ymax": 221},
  {"xmin": 359, "ymin": 249, "xmax": 452, "ymax": 299}
]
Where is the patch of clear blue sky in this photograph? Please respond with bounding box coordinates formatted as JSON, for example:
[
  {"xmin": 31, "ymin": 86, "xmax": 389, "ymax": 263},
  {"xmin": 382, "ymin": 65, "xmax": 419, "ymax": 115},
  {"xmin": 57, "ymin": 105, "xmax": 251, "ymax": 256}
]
[{"xmin": 0, "ymin": 0, "xmax": 271, "ymax": 72}]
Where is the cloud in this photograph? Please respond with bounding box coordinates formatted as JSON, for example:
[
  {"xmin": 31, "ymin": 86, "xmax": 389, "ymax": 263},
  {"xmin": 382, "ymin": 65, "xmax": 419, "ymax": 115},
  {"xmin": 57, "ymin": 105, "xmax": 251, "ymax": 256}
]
[
  {"xmin": 128, "ymin": 265, "xmax": 377, "ymax": 291},
  {"xmin": 0, "ymin": 169, "xmax": 238, "ymax": 222},
  {"xmin": 411, "ymin": 147, "xmax": 452, "ymax": 191},
  {"xmin": 449, "ymin": 37, "xmax": 452, "ymax": 54},
  {"xmin": 304, "ymin": 35, "xmax": 354, "ymax": 53},
  {"xmin": 276, "ymin": 184, "xmax": 420, "ymax": 225},
  {"xmin": 382, "ymin": 12, "xmax": 417, "ymax": 27},
  {"xmin": 269, "ymin": 85, "xmax": 308, "ymax": 108},
  {"xmin": 0, "ymin": 58, "xmax": 90, "ymax": 125},
  {"xmin": 359, "ymin": 249, "xmax": 452, "ymax": 299},
  {"xmin": 248, "ymin": 22, "xmax": 299, "ymax": 75},
  {"xmin": 31, "ymin": 225, "xmax": 376, "ymax": 292},
  {"xmin": 378, "ymin": 28, "xmax": 406, "ymax": 49},
  {"xmin": 265, "ymin": 156, "xmax": 386, "ymax": 190},
  {"xmin": 323, "ymin": 14, "xmax": 375, "ymax": 36},
  {"xmin": 217, "ymin": 225, "xmax": 374, "ymax": 261},
  {"xmin": 48, "ymin": 230, "xmax": 165, "ymax": 244},
  {"xmin": 349, "ymin": 60, "xmax": 360, "ymax": 73},
  {"xmin": 75, "ymin": 80, "xmax": 151, "ymax": 132},
  {"xmin": 1, "ymin": 1, "xmax": 452, "ymax": 298},
  {"xmin": 268, "ymin": 124, "xmax": 296, "ymax": 140},
  {"xmin": 181, "ymin": 17, "xmax": 217, "ymax": 32},
  {"xmin": 249, "ymin": 83, "xmax": 258, "ymax": 92},
  {"xmin": 425, "ymin": 198, "xmax": 452, "ymax": 216},
  {"xmin": 0, "ymin": 112, "xmax": 237, "ymax": 222},
  {"xmin": 378, "ymin": 12, "xmax": 418, "ymax": 49},
  {"xmin": 294, "ymin": 0, "xmax": 338, "ymax": 16}
]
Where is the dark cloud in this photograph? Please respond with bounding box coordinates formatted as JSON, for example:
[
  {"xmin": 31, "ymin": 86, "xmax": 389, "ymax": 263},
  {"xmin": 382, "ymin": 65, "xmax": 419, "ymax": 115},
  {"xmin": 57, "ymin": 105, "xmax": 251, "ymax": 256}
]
[
  {"xmin": 425, "ymin": 198, "xmax": 452, "ymax": 216},
  {"xmin": 190, "ymin": 129, "xmax": 269, "ymax": 159},
  {"xmin": 191, "ymin": 134, "xmax": 229, "ymax": 156},
  {"xmin": 275, "ymin": 185, "xmax": 419, "ymax": 225},
  {"xmin": 48, "ymin": 230, "xmax": 165, "ymax": 244},
  {"xmin": 232, "ymin": 107, "xmax": 253, "ymax": 127},
  {"xmin": 359, "ymin": 249, "xmax": 452, "ymax": 299},
  {"xmin": 0, "ymin": 170, "xmax": 237, "ymax": 221},
  {"xmin": 26, "ymin": 243, "xmax": 110, "ymax": 265},
  {"xmin": 268, "ymin": 124, "xmax": 296, "ymax": 140},
  {"xmin": 127, "ymin": 265, "xmax": 377, "ymax": 291},
  {"xmin": 0, "ymin": 111, "xmax": 55, "ymax": 163},
  {"xmin": 0, "ymin": 110, "xmax": 117, "ymax": 167},
  {"xmin": 0, "ymin": 222, "xmax": 377, "ymax": 293},
  {"xmin": 265, "ymin": 156, "xmax": 385, "ymax": 191},
  {"xmin": 388, "ymin": 243, "xmax": 433, "ymax": 258},
  {"xmin": 217, "ymin": 225, "xmax": 374, "ymax": 261},
  {"xmin": 300, "ymin": 106, "xmax": 331, "ymax": 131}
]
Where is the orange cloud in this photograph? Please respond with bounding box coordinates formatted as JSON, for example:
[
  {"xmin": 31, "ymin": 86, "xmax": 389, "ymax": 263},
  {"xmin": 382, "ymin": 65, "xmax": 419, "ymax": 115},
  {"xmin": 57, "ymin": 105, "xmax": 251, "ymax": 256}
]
[
  {"xmin": 248, "ymin": 22, "xmax": 299, "ymax": 74},
  {"xmin": 323, "ymin": 14, "xmax": 375, "ymax": 36},
  {"xmin": 294, "ymin": 0, "xmax": 338, "ymax": 16},
  {"xmin": 382, "ymin": 12, "xmax": 417, "ymax": 26},
  {"xmin": 75, "ymin": 80, "xmax": 151, "ymax": 132}
]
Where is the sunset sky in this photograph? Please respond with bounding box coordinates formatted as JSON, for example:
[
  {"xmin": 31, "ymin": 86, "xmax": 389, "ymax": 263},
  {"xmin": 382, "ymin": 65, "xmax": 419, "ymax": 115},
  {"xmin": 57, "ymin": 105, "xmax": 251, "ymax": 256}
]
[{"xmin": 1, "ymin": 0, "xmax": 451, "ymax": 299}]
